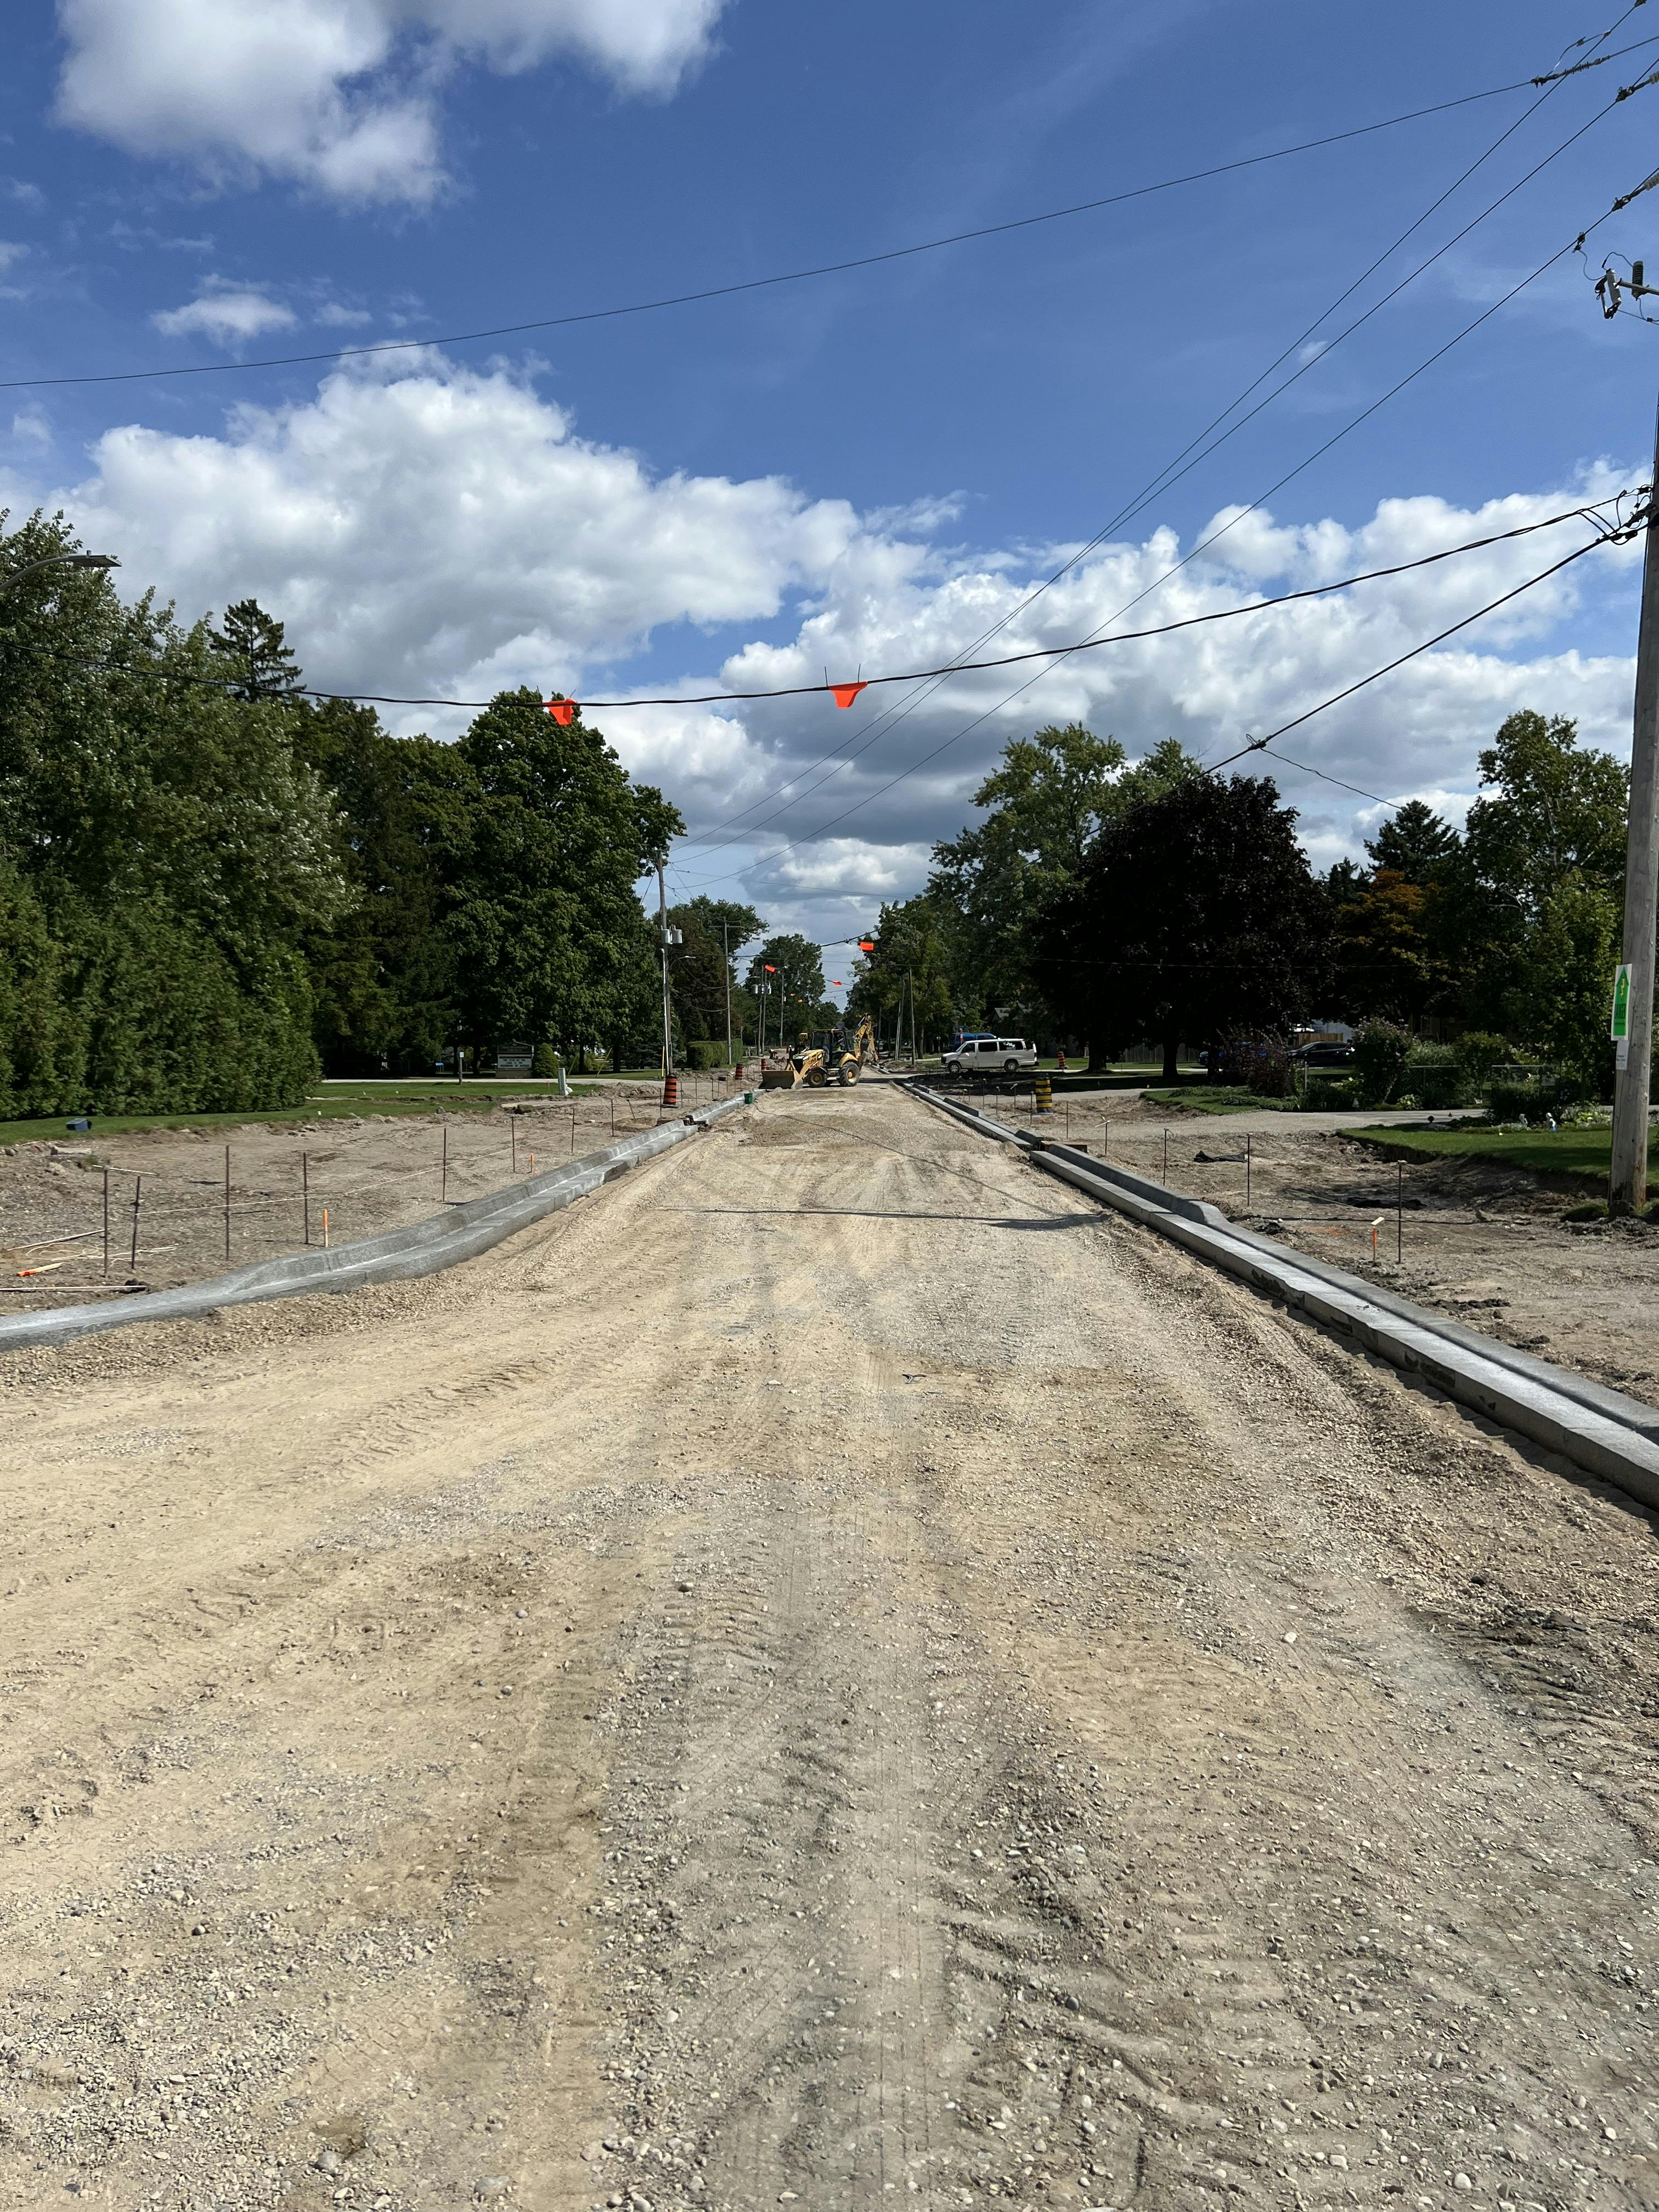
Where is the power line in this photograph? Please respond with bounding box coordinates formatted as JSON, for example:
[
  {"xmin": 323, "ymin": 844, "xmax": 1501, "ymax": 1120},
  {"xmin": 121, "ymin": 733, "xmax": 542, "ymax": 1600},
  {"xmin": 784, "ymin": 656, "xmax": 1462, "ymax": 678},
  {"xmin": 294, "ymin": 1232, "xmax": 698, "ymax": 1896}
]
[
  {"xmin": 676, "ymin": 25, "xmax": 1654, "ymax": 860},
  {"xmin": 1, "ymin": 70, "xmax": 1620, "ymax": 397},
  {"xmin": 1206, "ymin": 534, "xmax": 1611, "ymax": 777},
  {"xmin": 74, "ymin": 499, "xmax": 1607, "ymax": 712},
  {"xmin": 679, "ymin": 139, "xmax": 1657, "ymax": 892}
]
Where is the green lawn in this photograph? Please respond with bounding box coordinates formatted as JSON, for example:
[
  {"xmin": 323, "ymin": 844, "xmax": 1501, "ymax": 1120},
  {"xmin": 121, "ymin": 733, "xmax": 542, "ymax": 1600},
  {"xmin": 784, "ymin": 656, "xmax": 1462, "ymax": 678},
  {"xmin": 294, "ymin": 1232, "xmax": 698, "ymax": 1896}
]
[
  {"xmin": 1352, "ymin": 1124, "xmax": 1612, "ymax": 1181},
  {"xmin": 0, "ymin": 1077, "xmax": 594, "ymax": 1149}
]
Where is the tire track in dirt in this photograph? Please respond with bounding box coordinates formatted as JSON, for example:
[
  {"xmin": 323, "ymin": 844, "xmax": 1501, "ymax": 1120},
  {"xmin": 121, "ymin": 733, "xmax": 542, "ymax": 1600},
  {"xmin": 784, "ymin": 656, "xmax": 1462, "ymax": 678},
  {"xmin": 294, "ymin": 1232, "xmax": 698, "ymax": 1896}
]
[{"xmin": 2, "ymin": 1088, "xmax": 1658, "ymax": 2211}]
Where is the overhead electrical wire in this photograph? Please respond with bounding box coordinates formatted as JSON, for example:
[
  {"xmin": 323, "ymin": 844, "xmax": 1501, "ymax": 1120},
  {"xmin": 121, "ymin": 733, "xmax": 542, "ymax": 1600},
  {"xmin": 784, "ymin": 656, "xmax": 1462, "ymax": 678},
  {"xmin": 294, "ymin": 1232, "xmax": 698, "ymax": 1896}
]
[
  {"xmin": 679, "ymin": 121, "xmax": 1659, "ymax": 889},
  {"xmin": 7, "ymin": 54, "xmax": 1652, "ymax": 396},
  {"xmin": 675, "ymin": 13, "xmax": 1657, "ymax": 861},
  {"xmin": 712, "ymin": 530, "xmax": 1623, "ymax": 873},
  {"xmin": 71, "ymin": 501, "xmax": 1619, "ymax": 710}
]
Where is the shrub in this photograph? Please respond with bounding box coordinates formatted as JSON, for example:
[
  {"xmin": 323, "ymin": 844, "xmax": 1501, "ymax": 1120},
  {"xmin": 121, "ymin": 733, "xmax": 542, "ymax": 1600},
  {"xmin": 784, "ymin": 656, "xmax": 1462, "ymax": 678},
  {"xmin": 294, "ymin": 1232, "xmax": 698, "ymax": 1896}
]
[
  {"xmin": 1299, "ymin": 1075, "xmax": 1359, "ymax": 1110},
  {"xmin": 1453, "ymin": 1031, "xmax": 1509, "ymax": 1089},
  {"xmin": 685, "ymin": 1039, "xmax": 727, "ymax": 1070},
  {"xmin": 1401, "ymin": 1042, "xmax": 1469, "ymax": 1111},
  {"xmin": 1484, "ymin": 1070, "xmax": 1585, "ymax": 1123},
  {"xmin": 531, "ymin": 1041, "xmax": 561, "ymax": 1078},
  {"xmin": 1353, "ymin": 1020, "xmax": 1412, "ymax": 1106},
  {"xmin": 1222, "ymin": 1031, "xmax": 1295, "ymax": 1097}
]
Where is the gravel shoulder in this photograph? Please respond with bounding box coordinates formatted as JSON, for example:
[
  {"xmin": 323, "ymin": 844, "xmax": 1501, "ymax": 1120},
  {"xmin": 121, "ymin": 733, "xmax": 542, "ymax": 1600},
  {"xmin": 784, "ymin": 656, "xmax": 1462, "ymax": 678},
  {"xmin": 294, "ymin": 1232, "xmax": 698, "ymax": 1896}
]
[{"xmin": 1, "ymin": 1086, "xmax": 1657, "ymax": 2211}]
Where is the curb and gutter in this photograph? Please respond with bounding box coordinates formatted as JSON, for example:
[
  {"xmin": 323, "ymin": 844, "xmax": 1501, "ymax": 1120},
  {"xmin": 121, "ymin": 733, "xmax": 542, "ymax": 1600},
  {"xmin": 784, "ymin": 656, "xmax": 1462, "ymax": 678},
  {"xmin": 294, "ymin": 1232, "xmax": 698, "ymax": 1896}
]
[
  {"xmin": 0, "ymin": 1093, "xmax": 751, "ymax": 1356},
  {"xmin": 905, "ymin": 1081, "xmax": 1659, "ymax": 1510}
]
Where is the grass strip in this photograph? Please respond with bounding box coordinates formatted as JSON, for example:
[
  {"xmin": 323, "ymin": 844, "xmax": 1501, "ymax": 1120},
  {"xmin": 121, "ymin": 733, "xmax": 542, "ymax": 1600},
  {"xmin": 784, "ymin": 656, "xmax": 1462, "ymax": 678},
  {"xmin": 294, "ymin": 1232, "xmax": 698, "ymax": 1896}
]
[
  {"xmin": 1351, "ymin": 1123, "xmax": 1612, "ymax": 1181},
  {"xmin": 0, "ymin": 1080, "xmax": 595, "ymax": 1149}
]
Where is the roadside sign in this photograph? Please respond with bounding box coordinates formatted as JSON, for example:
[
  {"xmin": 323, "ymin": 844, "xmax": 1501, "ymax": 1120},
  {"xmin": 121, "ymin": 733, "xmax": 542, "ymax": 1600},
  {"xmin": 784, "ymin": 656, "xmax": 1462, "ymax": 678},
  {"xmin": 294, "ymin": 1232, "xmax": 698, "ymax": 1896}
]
[{"xmin": 1612, "ymin": 962, "xmax": 1633, "ymax": 1040}]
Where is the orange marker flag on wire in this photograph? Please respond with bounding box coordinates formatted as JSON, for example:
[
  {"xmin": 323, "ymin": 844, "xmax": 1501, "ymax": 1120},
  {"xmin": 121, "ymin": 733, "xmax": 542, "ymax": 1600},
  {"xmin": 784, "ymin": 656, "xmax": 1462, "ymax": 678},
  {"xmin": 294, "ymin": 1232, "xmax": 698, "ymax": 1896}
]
[
  {"xmin": 546, "ymin": 696, "xmax": 578, "ymax": 725},
  {"xmin": 830, "ymin": 681, "xmax": 867, "ymax": 709}
]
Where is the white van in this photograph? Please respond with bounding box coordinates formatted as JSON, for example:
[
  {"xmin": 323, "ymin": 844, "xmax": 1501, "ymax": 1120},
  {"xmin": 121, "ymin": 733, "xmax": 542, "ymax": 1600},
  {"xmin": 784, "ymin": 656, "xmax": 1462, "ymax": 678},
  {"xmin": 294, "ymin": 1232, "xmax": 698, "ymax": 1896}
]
[{"xmin": 943, "ymin": 1036, "xmax": 1039, "ymax": 1074}]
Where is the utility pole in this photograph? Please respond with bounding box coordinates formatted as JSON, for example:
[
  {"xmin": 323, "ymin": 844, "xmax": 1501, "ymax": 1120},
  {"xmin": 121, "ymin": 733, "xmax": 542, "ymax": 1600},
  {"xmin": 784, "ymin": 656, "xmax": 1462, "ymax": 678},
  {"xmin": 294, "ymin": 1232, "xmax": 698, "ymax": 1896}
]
[
  {"xmin": 723, "ymin": 921, "xmax": 733, "ymax": 1068},
  {"xmin": 1612, "ymin": 396, "xmax": 1659, "ymax": 1211},
  {"xmin": 657, "ymin": 862, "xmax": 676, "ymax": 1085}
]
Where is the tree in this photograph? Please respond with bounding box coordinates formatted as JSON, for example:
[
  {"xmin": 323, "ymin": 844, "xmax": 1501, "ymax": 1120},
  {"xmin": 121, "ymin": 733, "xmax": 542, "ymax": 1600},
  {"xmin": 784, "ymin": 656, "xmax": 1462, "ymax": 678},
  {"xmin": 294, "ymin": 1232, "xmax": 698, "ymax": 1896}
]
[
  {"xmin": 1040, "ymin": 772, "xmax": 1333, "ymax": 1079},
  {"xmin": 292, "ymin": 702, "xmax": 469, "ymax": 1074},
  {"xmin": 1363, "ymin": 798, "xmax": 1460, "ymax": 884},
  {"xmin": 443, "ymin": 690, "xmax": 681, "ymax": 1068},
  {"xmin": 1463, "ymin": 710, "xmax": 1626, "ymax": 910},
  {"xmin": 207, "ymin": 598, "xmax": 304, "ymax": 701},
  {"xmin": 928, "ymin": 725, "xmax": 1199, "ymax": 1028},
  {"xmin": 1333, "ymin": 868, "xmax": 1449, "ymax": 1025},
  {"xmin": 0, "ymin": 511, "xmax": 351, "ymax": 1113},
  {"xmin": 1504, "ymin": 872, "xmax": 1621, "ymax": 1096},
  {"xmin": 746, "ymin": 933, "xmax": 824, "ymax": 1046},
  {"xmin": 1452, "ymin": 710, "xmax": 1628, "ymax": 1067},
  {"xmin": 666, "ymin": 895, "xmax": 764, "ymax": 1052},
  {"xmin": 846, "ymin": 893, "xmax": 958, "ymax": 1052}
]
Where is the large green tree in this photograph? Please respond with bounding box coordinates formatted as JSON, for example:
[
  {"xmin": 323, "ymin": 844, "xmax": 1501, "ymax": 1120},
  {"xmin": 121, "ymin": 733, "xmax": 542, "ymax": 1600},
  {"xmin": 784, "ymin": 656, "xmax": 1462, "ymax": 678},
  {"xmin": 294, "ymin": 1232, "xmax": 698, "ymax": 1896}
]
[
  {"xmin": 929, "ymin": 726, "xmax": 1199, "ymax": 1030},
  {"xmin": 667, "ymin": 895, "xmax": 764, "ymax": 1053},
  {"xmin": 1040, "ymin": 771, "xmax": 1332, "ymax": 1077},
  {"xmin": 292, "ymin": 702, "xmax": 470, "ymax": 1074},
  {"xmin": 442, "ymin": 690, "xmax": 681, "ymax": 1069},
  {"xmin": 0, "ymin": 514, "xmax": 352, "ymax": 1114},
  {"xmin": 746, "ymin": 933, "xmax": 825, "ymax": 1046},
  {"xmin": 845, "ymin": 894, "xmax": 958, "ymax": 1053},
  {"xmin": 1451, "ymin": 710, "xmax": 1628, "ymax": 1084}
]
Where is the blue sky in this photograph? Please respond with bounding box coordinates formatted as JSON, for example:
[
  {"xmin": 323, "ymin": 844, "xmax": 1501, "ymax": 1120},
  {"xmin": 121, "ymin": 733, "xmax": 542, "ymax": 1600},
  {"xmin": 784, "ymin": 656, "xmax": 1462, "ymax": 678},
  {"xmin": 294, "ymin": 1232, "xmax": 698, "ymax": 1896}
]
[{"xmin": 5, "ymin": 0, "xmax": 1659, "ymax": 964}]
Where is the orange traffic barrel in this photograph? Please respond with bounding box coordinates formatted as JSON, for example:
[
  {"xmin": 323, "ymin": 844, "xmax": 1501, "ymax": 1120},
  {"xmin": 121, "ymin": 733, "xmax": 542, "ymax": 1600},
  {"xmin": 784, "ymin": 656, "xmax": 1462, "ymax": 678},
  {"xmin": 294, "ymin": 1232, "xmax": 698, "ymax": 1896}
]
[{"xmin": 663, "ymin": 1074, "xmax": 679, "ymax": 1107}]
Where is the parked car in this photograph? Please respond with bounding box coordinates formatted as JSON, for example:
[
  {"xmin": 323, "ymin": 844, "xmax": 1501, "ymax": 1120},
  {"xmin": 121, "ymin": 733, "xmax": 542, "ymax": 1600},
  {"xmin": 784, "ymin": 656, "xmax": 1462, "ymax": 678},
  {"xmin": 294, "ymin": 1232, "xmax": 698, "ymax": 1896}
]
[
  {"xmin": 1292, "ymin": 1041, "xmax": 1355, "ymax": 1068},
  {"xmin": 943, "ymin": 1036, "xmax": 1039, "ymax": 1073}
]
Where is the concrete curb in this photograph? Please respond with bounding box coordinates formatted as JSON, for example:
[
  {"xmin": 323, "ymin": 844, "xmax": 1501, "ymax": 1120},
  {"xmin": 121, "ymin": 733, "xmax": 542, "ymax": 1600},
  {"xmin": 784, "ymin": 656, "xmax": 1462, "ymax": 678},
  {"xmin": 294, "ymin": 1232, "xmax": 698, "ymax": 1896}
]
[
  {"xmin": 905, "ymin": 1082, "xmax": 1659, "ymax": 1509},
  {"xmin": 0, "ymin": 1091, "xmax": 751, "ymax": 1356}
]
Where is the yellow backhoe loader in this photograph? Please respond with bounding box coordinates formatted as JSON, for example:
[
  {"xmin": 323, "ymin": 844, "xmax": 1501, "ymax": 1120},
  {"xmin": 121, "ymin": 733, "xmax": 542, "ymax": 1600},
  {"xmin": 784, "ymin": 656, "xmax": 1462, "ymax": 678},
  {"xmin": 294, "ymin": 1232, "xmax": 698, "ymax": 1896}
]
[{"xmin": 764, "ymin": 1015, "xmax": 878, "ymax": 1088}]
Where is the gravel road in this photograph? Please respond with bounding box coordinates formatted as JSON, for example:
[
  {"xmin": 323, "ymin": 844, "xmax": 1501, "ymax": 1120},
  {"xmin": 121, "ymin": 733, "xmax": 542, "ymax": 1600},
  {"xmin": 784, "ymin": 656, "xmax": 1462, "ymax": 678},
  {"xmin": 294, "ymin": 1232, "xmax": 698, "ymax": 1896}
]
[{"xmin": 2, "ymin": 1085, "xmax": 1657, "ymax": 2212}]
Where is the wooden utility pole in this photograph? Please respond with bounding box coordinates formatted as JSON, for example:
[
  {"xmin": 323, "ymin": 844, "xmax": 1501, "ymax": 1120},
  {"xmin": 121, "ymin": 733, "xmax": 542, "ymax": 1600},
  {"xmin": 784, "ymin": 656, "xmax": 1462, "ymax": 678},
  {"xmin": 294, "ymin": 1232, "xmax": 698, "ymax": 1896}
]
[
  {"xmin": 1611, "ymin": 401, "xmax": 1659, "ymax": 1212},
  {"xmin": 657, "ymin": 862, "xmax": 674, "ymax": 1084},
  {"xmin": 723, "ymin": 921, "xmax": 732, "ymax": 1068}
]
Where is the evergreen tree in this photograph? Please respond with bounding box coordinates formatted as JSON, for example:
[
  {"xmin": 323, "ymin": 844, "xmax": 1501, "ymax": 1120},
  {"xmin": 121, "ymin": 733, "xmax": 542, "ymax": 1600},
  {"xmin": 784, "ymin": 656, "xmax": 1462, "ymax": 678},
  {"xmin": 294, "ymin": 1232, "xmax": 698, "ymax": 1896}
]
[
  {"xmin": 1363, "ymin": 798, "xmax": 1460, "ymax": 884},
  {"xmin": 207, "ymin": 597, "xmax": 304, "ymax": 701}
]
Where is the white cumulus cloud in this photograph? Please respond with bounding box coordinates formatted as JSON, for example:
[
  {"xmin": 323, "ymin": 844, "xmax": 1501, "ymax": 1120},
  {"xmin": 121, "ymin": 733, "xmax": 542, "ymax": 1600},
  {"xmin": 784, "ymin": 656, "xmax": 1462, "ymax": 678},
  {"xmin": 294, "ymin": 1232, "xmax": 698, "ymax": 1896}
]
[
  {"xmin": 8, "ymin": 351, "xmax": 1639, "ymax": 940},
  {"xmin": 153, "ymin": 283, "xmax": 299, "ymax": 342},
  {"xmin": 54, "ymin": 0, "xmax": 729, "ymax": 203}
]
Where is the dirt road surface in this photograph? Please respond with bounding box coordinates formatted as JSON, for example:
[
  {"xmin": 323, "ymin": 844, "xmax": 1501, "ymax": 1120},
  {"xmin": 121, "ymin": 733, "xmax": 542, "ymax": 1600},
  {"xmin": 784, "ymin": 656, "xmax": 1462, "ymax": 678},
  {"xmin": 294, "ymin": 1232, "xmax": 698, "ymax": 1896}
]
[{"xmin": 3, "ymin": 1085, "xmax": 1658, "ymax": 2212}]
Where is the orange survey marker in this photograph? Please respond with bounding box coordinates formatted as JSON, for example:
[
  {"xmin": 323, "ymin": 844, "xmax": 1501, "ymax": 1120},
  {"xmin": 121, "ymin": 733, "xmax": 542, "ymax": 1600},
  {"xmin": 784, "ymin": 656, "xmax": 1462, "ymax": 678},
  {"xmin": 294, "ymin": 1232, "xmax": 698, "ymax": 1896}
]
[
  {"xmin": 16, "ymin": 1261, "xmax": 64, "ymax": 1278},
  {"xmin": 830, "ymin": 681, "xmax": 867, "ymax": 709},
  {"xmin": 545, "ymin": 697, "xmax": 578, "ymax": 725}
]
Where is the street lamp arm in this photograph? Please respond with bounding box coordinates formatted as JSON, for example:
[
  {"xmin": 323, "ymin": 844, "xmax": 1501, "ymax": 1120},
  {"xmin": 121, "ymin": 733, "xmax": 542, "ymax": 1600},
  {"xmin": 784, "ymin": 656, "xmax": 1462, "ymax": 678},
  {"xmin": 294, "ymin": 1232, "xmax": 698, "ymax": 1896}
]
[{"xmin": 0, "ymin": 551, "xmax": 119, "ymax": 598}]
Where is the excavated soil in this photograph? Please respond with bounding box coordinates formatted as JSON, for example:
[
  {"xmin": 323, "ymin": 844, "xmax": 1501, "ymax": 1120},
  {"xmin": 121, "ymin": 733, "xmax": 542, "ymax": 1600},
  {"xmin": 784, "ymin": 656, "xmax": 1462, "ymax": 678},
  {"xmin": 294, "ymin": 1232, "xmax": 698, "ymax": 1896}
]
[
  {"xmin": 1, "ymin": 1085, "xmax": 1657, "ymax": 2212},
  {"xmin": 0, "ymin": 1083, "xmax": 730, "ymax": 1312}
]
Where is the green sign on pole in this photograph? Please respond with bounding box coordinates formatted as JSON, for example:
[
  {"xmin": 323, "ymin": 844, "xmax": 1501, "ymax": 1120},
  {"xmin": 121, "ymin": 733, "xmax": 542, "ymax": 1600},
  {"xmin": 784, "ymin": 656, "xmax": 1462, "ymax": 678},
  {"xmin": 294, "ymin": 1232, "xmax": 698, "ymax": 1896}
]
[{"xmin": 1612, "ymin": 961, "xmax": 1633, "ymax": 1041}]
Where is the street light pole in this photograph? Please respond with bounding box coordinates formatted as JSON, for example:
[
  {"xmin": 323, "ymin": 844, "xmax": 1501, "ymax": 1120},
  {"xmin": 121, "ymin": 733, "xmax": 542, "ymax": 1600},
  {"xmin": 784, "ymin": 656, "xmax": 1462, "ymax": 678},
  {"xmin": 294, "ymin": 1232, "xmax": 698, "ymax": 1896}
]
[{"xmin": 1611, "ymin": 400, "xmax": 1659, "ymax": 1212}]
